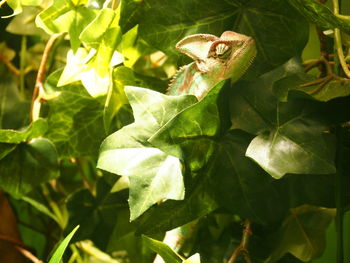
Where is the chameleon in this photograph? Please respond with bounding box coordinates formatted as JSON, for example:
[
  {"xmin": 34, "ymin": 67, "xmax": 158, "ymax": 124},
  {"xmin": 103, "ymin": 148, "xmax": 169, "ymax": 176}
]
[
  {"xmin": 167, "ymin": 31, "xmax": 257, "ymax": 99},
  {"xmin": 154, "ymin": 31, "xmax": 257, "ymax": 262}
]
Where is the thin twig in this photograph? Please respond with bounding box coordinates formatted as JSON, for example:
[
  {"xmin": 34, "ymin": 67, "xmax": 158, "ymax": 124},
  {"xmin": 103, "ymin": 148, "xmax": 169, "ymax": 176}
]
[
  {"xmin": 15, "ymin": 246, "xmax": 43, "ymax": 263},
  {"xmin": 228, "ymin": 219, "xmax": 253, "ymax": 263},
  {"xmin": 0, "ymin": 234, "xmax": 42, "ymax": 263},
  {"xmin": 333, "ymin": 0, "xmax": 350, "ymax": 78},
  {"xmin": 30, "ymin": 33, "xmax": 63, "ymax": 123}
]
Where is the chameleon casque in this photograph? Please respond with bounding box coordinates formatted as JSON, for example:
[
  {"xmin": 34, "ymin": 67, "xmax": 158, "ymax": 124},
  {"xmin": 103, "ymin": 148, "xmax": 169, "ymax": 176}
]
[{"xmin": 154, "ymin": 31, "xmax": 257, "ymax": 262}]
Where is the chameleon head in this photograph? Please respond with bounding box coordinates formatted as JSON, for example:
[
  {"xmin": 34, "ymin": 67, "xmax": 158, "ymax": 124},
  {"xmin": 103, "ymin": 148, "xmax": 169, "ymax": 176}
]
[{"xmin": 207, "ymin": 31, "xmax": 257, "ymax": 81}]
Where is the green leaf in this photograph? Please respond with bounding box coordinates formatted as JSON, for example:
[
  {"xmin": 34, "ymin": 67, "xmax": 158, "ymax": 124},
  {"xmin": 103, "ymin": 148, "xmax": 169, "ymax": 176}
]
[
  {"xmin": 265, "ymin": 205, "xmax": 335, "ymax": 263},
  {"xmin": 0, "ymin": 118, "xmax": 47, "ymax": 144},
  {"xmin": 0, "ymin": 138, "xmax": 59, "ymax": 197},
  {"xmin": 138, "ymin": 0, "xmax": 308, "ymax": 76},
  {"xmin": 48, "ymin": 225, "xmax": 80, "ymax": 263},
  {"xmin": 58, "ymin": 8, "xmax": 123, "ymax": 97},
  {"xmin": 142, "ymin": 235, "xmax": 182, "ymax": 263},
  {"xmin": 98, "ymin": 86, "xmax": 197, "ymax": 220},
  {"xmin": 149, "ymin": 81, "xmax": 225, "ymax": 163},
  {"xmin": 46, "ymin": 83, "xmax": 106, "ymax": 158},
  {"xmin": 288, "ymin": 0, "xmax": 350, "ymax": 35},
  {"xmin": 230, "ymin": 59, "xmax": 336, "ymax": 178},
  {"xmin": 35, "ymin": 0, "xmax": 95, "ymax": 51},
  {"xmin": 79, "ymin": 8, "xmax": 116, "ymax": 49}
]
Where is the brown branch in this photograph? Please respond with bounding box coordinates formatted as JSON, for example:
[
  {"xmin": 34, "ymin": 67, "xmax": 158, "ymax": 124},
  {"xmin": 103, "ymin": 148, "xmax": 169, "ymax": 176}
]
[
  {"xmin": 30, "ymin": 33, "xmax": 63, "ymax": 123},
  {"xmin": 228, "ymin": 220, "xmax": 253, "ymax": 263},
  {"xmin": 15, "ymin": 246, "xmax": 43, "ymax": 263},
  {"xmin": 0, "ymin": 234, "xmax": 42, "ymax": 263}
]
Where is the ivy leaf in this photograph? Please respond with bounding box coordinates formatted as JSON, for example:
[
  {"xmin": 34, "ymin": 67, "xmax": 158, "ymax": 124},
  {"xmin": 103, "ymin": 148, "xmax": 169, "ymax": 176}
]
[
  {"xmin": 230, "ymin": 59, "xmax": 336, "ymax": 179},
  {"xmin": 138, "ymin": 0, "xmax": 308, "ymax": 76},
  {"xmin": 288, "ymin": 0, "xmax": 350, "ymax": 34},
  {"xmin": 0, "ymin": 138, "xmax": 59, "ymax": 197},
  {"xmin": 265, "ymin": 205, "xmax": 335, "ymax": 263},
  {"xmin": 142, "ymin": 235, "xmax": 182, "ymax": 263},
  {"xmin": 98, "ymin": 86, "xmax": 197, "ymax": 220},
  {"xmin": 35, "ymin": 0, "xmax": 96, "ymax": 51},
  {"xmin": 46, "ymin": 83, "xmax": 106, "ymax": 158}
]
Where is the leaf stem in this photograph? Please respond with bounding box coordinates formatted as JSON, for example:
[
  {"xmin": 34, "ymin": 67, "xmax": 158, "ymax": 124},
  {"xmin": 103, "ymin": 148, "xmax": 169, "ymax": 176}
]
[
  {"xmin": 228, "ymin": 219, "xmax": 253, "ymax": 263},
  {"xmin": 30, "ymin": 33, "xmax": 63, "ymax": 123},
  {"xmin": 332, "ymin": 0, "xmax": 350, "ymax": 78},
  {"xmin": 41, "ymin": 184, "xmax": 66, "ymax": 229}
]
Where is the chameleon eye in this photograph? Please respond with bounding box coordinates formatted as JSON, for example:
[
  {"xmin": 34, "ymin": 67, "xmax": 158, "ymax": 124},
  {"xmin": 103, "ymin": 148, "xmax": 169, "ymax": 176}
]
[{"xmin": 215, "ymin": 43, "xmax": 231, "ymax": 58}]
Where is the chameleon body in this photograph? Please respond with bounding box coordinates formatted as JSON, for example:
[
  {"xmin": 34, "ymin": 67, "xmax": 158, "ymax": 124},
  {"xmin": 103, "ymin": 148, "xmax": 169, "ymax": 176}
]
[
  {"xmin": 167, "ymin": 31, "xmax": 257, "ymax": 99},
  {"xmin": 154, "ymin": 31, "xmax": 256, "ymax": 262}
]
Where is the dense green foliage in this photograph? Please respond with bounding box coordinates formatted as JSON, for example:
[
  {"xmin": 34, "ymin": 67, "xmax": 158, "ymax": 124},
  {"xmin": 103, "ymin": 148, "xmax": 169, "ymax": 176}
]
[{"xmin": 0, "ymin": 0, "xmax": 350, "ymax": 262}]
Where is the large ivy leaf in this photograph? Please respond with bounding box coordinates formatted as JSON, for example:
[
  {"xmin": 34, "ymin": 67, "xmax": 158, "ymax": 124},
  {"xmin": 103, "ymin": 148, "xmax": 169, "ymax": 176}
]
[
  {"xmin": 265, "ymin": 205, "xmax": 335, "ymax": 263},
  {"xmin": 288, "ymin": 0, "xmax": 350, "ymax": 34},
  {"xmin": 0, "ymin": 138, "xmax": 59, "ymax": 197},
  {"xmin": 136, "ymin": 0, "xmax": 308, "ymax": 76},
  {"xmin": 46, "ymin": 83, "xmax": 106, "ymax": 158},
  {"xmin": 98, "ymin": 86, "xmax": 197, "ymax": 220},
  {"xmin": 230, "ymin": 59, "xmax": 336, "ymax": 179}
]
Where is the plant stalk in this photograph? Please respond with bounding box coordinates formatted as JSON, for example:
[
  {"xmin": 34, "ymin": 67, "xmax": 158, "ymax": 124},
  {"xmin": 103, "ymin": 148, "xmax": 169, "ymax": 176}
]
[{"xmin": 30, "ymin": 33, "xmax": 63, "ymax": 123}]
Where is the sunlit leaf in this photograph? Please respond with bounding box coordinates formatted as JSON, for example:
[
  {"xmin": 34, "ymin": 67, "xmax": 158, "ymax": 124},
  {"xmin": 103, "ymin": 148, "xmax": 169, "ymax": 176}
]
[{"xmin": 98, "ymin": 86, "xmax": 197, "ymax": 220}]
